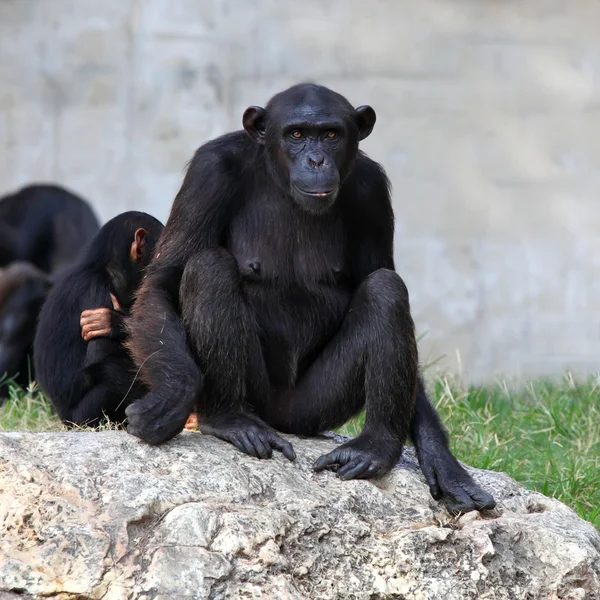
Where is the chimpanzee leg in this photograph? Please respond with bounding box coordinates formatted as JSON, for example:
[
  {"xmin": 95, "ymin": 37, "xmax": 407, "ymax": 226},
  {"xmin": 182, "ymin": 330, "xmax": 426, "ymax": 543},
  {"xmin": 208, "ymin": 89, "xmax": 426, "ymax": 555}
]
[
  {"xmin": 65, "ymin": 384, "xmax": 118, "ymax": 427},
  {"xmin": 410, "ymin": 378, "xmax": 496, "ymax": 512},
  {"xmin": 264, "ymin": 268, "xmax": 418, "ymax": 480},
  {"xmin": 179, "ymin": 248, "xmax": 295, "ymax": 460},
  {"xmin": 66, "ymin": 378, "xmax": 139, "ymax": 428}
]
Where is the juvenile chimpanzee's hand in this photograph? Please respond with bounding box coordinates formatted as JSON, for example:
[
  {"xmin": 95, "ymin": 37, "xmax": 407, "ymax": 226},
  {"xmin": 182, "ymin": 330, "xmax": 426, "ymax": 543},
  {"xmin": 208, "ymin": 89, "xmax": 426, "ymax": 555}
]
[
  {"xmin": 201, "ymin": 413, "xmax": 296, "ymax": 461},
  {"xmin": 313, "ymin": 434, "xmax": 402, "ymax": 480},
  {"xmin": 80, "ymin": 294, "xmax": 123, "ymax": 341},
  {"xmin": 80, "ymin": 308, "xmax": 113, "ymax": 341},
  {"xmin": 417, "ymin": 444, "xmax": 496, "ymax": 514}
]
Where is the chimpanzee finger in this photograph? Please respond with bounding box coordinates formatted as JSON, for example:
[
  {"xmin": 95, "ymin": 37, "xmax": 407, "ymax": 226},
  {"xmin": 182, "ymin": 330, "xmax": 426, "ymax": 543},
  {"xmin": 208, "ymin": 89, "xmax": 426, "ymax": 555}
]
[
  {"xmin": 337, "ymin": 458, "xmax": 367, "ymax": 480},
  {"xmin": 339, "ymin": 460, "xmax": 383, "ymax": 480},
  {"xmin": 469, "ymin": 488, "xmax": 496, "ymax": 510},
  {"xmin": 267, "ymin": 433, "xmax": 296, "ymax": 461},
  {"xmin": 313, "ymin": 450, "xmax": 341, "ymax": 472},
  {"xmin": 237, "ymin": 432, "xmax": 261, "ymax": 459},
  {"xmin": 81, "ymin": 313, "xmax": 111, "ymax": 339},
  {"xmin": 445, "ymin": 483, "xmax": 495, "ymax": 512},
  {"xmin": 80, "ymin": 309, "xmax": 97, "ymax": 320},
  {"xmin": 363, "ymin": 462, "xmax": 384, "ymax": 479},
  {"xmin": 441, "ymin": 486, "xmax": 475, "ymax": 515},
  {"xmin": 80, "ymin": 308, "xmax": 110, "ymax": 322},
  {"xmin": 82, "ymin": 324, "xmax": 110, "ymax": 334},
  {"xmin": 421, "ymin": 464, "xmax": 441, "ymax": 500},
  {"xmin": 228, "ymin": 434, "xmax": 249, "ymax": 457},
  {"xmin": 83, "ymin": 327, "xmax": 111, "ymax": 341},
  {"xmin": 453, "ymin": 477, "xmax": 496, "ymax": 510},
  {"xmin": 247, "ymin": 430, "xmax": 272, "ymax": 459},
  {"xmin": 80, "ymin": 315, "xmax": 97, "ymax": 330}
]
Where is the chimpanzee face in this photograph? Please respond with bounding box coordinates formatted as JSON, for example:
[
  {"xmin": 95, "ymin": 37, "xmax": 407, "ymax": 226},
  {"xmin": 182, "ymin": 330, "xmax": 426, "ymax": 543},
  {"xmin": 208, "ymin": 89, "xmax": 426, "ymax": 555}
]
[{"xmin": 243, "ymin": 84, "xmax": 376, "ymax": 215}]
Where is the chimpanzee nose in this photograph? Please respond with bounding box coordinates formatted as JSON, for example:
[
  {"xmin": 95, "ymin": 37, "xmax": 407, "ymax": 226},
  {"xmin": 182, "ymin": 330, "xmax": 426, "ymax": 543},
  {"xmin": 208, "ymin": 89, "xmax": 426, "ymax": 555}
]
[{"xmin": 308, "ymin": 153, "xmax": 325, "ymax": 168}]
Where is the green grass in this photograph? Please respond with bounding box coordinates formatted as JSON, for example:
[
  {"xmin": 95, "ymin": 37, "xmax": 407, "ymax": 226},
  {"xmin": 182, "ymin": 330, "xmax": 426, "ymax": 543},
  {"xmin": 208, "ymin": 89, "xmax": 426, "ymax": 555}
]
[
  {"xmin": 340, "ymin": 373, "xmax": 600, "ymax": 529},
  {"xmin": 1, "ymin": 373, "xmax": 599, "ymax": 529},
  {"xmin": 0, "ymin": 379, "xmax": 62, "ymax": 432},
  {"xmin": 0, "ymin": 377, "xmax": 120, "ymax": 432}
]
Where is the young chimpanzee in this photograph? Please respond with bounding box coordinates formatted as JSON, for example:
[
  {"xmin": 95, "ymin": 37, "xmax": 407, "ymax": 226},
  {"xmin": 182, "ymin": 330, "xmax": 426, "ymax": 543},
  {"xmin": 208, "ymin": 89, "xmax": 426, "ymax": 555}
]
[
  {"xmin": 125, "ymin": 84, "xmax": 495, "ymax": 514},
  {"xmin": 34, "ymin": 211, "xmax": 163, "ymax": 427}
]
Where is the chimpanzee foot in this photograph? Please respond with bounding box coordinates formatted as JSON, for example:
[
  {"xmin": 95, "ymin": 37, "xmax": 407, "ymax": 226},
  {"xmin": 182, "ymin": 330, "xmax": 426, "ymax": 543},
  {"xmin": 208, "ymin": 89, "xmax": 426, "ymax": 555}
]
[
  {"xmin": 201, "ymin": 413, "xmax": 296, "ymax": 461},
  {"xmin": 418, "ymin": 445, "xmax": 496, "ymax": 514},
  {"xmin": 313, "ymin": 434, "xmax": 402, "ymax": 480},
  {"xmin": 126, "ymin": 392, "xmax": 192, "ymax": 445}
]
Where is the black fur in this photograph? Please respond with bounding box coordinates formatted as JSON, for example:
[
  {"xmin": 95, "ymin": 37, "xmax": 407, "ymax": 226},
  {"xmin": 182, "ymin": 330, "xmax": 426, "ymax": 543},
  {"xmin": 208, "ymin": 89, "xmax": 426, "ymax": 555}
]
[
  {"xmin": 33, "ymin": 211, "xmax": 163, "ymax": 426},
  {"xmin": 0, "ymin": 183, "xmax": 100, "ymax": 272},
  {"xmin": 126, "ymin": 84, "xmax": 495, "ymax": 513},
  {"xmin": 0, "ymin": 263, "xmax": 51, "ymax": 398},
  {"xmin": 0, "ymin": 184, "xmax": 100, "ymax": 397}
]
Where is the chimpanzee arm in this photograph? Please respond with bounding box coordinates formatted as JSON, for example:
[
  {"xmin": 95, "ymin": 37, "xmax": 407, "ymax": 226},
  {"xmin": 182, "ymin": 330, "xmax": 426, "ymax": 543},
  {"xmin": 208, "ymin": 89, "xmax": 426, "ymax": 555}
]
[
  {"xmin": 71, "ymin": 285, "xmax": 121, "ymax": 376},
  {"xmin": 126, "ymin": 142, "xmax": 242, "ymax": 397},
  {"xmin": 124, "ymin": 137, "xmax": 292, "ymax": 457},
  {"xmin": 347, "ymin": 158, "xmax": 396, "ymax": 281}
]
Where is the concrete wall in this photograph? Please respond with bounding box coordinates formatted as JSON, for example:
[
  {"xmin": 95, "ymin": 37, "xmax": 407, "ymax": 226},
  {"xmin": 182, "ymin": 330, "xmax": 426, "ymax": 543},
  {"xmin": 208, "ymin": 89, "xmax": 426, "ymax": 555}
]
[{"xmin": 2, "ymin": 0, "xmax": 600, "ymax": 382}]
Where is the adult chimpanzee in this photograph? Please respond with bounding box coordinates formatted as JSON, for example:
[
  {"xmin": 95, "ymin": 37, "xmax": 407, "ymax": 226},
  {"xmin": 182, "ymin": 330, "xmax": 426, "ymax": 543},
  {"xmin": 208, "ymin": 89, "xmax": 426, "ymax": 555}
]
[
  {"xmin": 0, "ymin": 262, "xmax": 51, "ymax": 399},
  {"xmin": 0, "ymin": 183, "xmax": 100, "ymax": 396},
  {"xmin": 0, "ymin": 183, "xmax": 100, "ymax": 272},
  {"xmin": 34, "ymin": 211, "xmax": 164, "ymax": 427},
  {"xmin": 125, "ymin": 84, "xmax": 495, "ymax": 513}
]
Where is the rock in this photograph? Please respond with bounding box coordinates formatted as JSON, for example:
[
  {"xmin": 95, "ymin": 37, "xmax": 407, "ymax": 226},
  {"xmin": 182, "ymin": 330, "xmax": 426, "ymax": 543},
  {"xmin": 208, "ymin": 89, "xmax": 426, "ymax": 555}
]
[{"xmin": 0, "ymin": 431, "xmax": 598, "ymax": 600}]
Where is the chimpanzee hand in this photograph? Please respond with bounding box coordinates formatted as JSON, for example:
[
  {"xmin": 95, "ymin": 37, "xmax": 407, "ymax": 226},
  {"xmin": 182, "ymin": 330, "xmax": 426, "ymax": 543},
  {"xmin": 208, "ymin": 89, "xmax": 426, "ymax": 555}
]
[
  {"xmin": 80, "ymin": 294, "xmax": 124, "ymax": 341},
  {"xmin": 418, "ymin": 444, "xmax": 496, "ymax": 514},
  {"xmin": 126, "ymin": 392, "xmax": 193, "ymax": 445},
  {"xmin": 201, "ymin": 413, "xmax": 296, "ymax": 461},
  {"xmin": 313, "ymin": 434, "xmax": 402, "ymax": 480}
]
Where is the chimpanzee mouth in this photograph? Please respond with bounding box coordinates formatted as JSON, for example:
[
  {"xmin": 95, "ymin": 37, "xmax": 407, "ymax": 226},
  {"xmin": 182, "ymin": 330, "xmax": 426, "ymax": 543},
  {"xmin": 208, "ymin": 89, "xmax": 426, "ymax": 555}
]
[{"xmin": 293, "ymin": 185, "xmax": 338, "ymax": 198}]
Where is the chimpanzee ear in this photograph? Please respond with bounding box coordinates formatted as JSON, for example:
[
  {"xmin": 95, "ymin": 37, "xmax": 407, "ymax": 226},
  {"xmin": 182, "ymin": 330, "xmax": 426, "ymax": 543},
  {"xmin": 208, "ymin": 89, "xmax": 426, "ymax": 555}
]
[
  {"xmin": 243, "ymin": 106, "xmax": 267, "ymax": 145},
  {"xmin": 355, "ymin": 105, "xmax": 376, "ymax": 141},
  {"xmin": 130, "ymin": 228, "xmax": 147, "ymax": 263}
]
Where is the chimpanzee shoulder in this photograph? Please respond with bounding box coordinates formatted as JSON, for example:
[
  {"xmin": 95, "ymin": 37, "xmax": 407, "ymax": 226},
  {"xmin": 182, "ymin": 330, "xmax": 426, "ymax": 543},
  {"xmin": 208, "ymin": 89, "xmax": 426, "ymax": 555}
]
[{"xmin": 186, "ymin": 131, "xmax": 257, "ymax": 178}]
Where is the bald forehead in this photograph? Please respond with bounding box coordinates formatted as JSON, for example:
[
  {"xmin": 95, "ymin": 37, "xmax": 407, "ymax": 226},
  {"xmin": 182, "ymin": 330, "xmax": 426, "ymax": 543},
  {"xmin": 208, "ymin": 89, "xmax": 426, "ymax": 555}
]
[
  {"xmin": 286, "ymin": 103, "xmax": 345, "ymax": 124},
  {"xmin": 266, "ymin": 84, "xmax": 355, "ymax": 125}
]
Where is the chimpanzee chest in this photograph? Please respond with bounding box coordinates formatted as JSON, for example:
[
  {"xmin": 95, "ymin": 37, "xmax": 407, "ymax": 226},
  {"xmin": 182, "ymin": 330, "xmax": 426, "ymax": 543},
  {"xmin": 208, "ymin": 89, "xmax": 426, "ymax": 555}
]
[
  {"xmin": 228, "ymin": 199, "xmax": 347, "ymax": 286},
  {"xmin": 226, "ymin": 197, "xmax": 352, "ymax": 379}
]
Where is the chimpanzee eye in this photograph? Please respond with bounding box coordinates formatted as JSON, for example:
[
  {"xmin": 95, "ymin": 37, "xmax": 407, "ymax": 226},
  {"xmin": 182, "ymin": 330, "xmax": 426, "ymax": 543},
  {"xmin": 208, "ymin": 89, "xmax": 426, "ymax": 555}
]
[
  {"xmin": 327, "ymin": 131, "xmax": 337, "ymax": 139},
  {"xmin": 291, "ymin": 130, "xmax": 303, "ymax": 139}
]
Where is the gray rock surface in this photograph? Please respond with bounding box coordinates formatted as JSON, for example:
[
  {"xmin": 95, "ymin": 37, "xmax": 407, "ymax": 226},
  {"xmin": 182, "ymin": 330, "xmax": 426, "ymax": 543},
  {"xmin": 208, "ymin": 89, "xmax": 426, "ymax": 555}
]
[{"xmin": 0, "ymin": 431, "xmax": 598, "ymax": 599}]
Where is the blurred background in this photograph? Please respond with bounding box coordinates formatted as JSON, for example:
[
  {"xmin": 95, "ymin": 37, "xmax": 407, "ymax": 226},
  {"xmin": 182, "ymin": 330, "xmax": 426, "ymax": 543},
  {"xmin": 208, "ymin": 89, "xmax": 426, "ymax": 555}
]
[{"xmin": 2, "ymin": 0, "xmax": 600, "ymax": 383}]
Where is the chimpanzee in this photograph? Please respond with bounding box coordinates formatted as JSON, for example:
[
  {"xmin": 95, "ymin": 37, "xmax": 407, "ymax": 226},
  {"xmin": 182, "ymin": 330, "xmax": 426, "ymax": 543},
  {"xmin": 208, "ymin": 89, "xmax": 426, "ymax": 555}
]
[
  {"xmin": 33, "ymin": 211, "xmax": 164, "ymax": 426},
  {"xmin": 0, "ymin": 262, "xmax": 51, "ymax": 399},
  {"xmin": 0, "ymin": 183, "xmax": 100, "ymax": 272},
  {"xmin": 0, "ymin": 183, "xmax": 100, "ymax": 395},
  {"xmin": 125, "ymin": 84, "xmax": 495, "ymax": 513}
]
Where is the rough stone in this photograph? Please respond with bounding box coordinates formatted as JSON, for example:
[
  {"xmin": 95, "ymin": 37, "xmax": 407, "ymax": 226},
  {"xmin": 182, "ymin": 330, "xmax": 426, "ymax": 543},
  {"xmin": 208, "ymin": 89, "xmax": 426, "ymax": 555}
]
[
  {"xmin": 0, "ymin": 431, "xmax": 598, "ymax": 599},
  {"xmin": 3, "ymin": 1, "xmax": 600, "ymax": 381}
]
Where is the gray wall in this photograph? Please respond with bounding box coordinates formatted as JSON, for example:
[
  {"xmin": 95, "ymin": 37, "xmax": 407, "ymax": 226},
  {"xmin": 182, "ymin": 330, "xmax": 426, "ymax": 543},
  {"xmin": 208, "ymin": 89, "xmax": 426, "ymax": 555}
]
[{"xmin": 2, "ymin": 0, "xmax": 600, "ymax": 382}]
